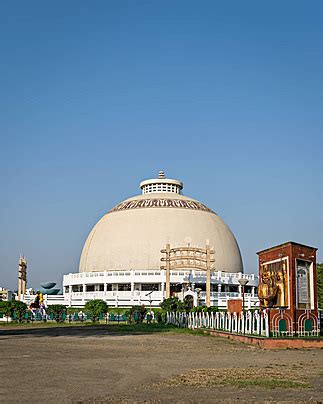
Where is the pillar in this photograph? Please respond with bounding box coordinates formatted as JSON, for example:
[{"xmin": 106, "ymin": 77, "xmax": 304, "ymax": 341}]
[
  {"xmin": 161, "ymin": 281, "xmax": 165, "ymax": 298},
  {"xmin": 206, "ymin": 244, "xmax": 211, "ymax": 307},
  {"xmin": 166, "ymin": 243, "xmax": 171, "ymax": 299},
  {"xmin": 82, "ymin": 284, "xmax": 86, "ymax": 304},
  {"xmin": 18, "ymin": 256, "xmax": 27, "ymax": 301}
]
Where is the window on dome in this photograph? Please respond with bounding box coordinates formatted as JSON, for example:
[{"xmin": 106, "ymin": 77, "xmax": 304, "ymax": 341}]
[
  {"xmin": 118, "ymin": 283, "xmax": 131, "ymax": 291},
  {"xmin": 170, "ymin": 283, "xmax": 182, "ymax": 293},
  {"xmin": 195, "ymin": 283, "xmax": 206, "ymax": 291},
  {"xmin": 72, "ymin": 285, "xmax": 83, "ymax": 292},
  {"xmin": 141, "ymin": 283, "xmax": 159, "ymax": 291}
]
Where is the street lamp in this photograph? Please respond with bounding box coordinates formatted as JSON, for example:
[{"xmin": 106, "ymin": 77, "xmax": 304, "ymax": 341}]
[
  {"xmin": 145, "ymin": 291, "xmax": 153, "ymax": 315},
  {"xmin": 238, "ymin": 278, "xmax": 249, "ymax": 335},
  {"xmin": 195, "ymin": 288, "xmax": 202, "ymax": 307}
]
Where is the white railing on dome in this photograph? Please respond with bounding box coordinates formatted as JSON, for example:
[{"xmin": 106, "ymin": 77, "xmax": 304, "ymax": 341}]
[
  {"xmin": 166, "ymin": 310, "xmax": 269, "ymax": 337},
  {"xmin": 66, "ymin": 291, "xmax": 256, "ymax": 299},
  {"xmin": 64, "ymin": 271, "xmax": 256, "ymax": 280},
  {"xmin": 63, "ymin": 290, "xmax": 165, "ymax": 308}
]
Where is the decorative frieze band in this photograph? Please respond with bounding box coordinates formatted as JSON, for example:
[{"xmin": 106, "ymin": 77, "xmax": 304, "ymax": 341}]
[{"xmin": 109, "ymin": 198, "xmax": 216, "ymax": 214}]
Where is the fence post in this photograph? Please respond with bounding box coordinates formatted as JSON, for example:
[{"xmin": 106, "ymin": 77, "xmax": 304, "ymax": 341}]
[
  {"xmin": 229, "ymin": 312, "xmax": 232, "ymax": 332},
  {"xmin": 255, "ymin": 311, "xmax": 260, "ymax": 335}
]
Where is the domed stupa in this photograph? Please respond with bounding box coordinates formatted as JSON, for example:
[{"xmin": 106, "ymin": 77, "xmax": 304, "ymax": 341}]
[
  {"xmin": 63, "ymin": 171, "xmax": 257, "ymax": 308},
  {"xmin": 79, "ymin": 171, "xmax": 243, "ymax": 274}
]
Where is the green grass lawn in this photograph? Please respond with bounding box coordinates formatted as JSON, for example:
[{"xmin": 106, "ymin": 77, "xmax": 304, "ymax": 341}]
[{"xmin": 0, "ymin": 321, "xmax": 191, "ymax": 334}]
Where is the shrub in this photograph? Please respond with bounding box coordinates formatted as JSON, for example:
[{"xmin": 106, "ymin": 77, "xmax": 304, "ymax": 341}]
[
  {"xmin": 46, "ymin": 304, "xmax": 67, "ymax": 322},
  {"xmin": 155, "ymin": 311, "xmax": 164, "ymax": 324},
  {"xmin": 129, "ymin": 305, "xmax": 147, "ymax": 323},
  {"xmin": 11, "ymin": 301, "xmax": 27, "ymax": 322},
  {"xmin": 84, "ymin": 299, "xmax": 108, "ymax": 322},
  {"xmin": 0, "ymin": 301, "xmax": 27, "ymax": 322},
  {"xmin": 0, "ymin": 301, "xmax": 13, "ymax": 321},
  {"xmin": 159, "ymin": 297, "xmax": 181, "ymax": 312}
]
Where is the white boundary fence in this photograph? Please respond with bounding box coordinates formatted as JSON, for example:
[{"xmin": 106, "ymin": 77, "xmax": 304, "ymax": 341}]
[{"xmin": 166, "ymin": 310, "xmax": 269, "ymax": 337}]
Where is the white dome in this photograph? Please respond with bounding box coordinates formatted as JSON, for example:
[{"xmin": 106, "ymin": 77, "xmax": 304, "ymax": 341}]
[{"xmin": 79, "ymin": 173, "xmax": 243, "ymax": 274}]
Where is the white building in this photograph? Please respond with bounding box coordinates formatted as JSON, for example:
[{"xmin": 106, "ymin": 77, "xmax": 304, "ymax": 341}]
[
  {"xmin": 63, "ymin": 171, "xmax": 259, "ymax": 308},
  {"xmin": 0, "ymin": 287, "xmax": 13, "ymax": 301}
]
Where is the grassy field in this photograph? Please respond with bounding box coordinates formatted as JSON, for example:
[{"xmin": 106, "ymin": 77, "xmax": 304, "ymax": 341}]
[{"xmin": 0, "ymin": 321, "xmax": 196, "ymax": 333}]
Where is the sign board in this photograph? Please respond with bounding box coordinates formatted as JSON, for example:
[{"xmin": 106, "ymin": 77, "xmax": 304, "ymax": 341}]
[
  {"xmin": 296, "ymin": 259, "xmax": 311, "ymax": 309},
  {"xmin": 227, "ymin": 299, "xmax": 242, "ymax": 314}
]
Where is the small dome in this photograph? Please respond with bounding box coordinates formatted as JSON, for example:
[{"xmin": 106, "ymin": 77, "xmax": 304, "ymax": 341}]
[{"xmin": 79, "ymin": 173, "xmax": 243, "ymax": 274}]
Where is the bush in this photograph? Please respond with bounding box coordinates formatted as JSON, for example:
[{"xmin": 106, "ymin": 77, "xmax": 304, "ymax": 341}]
[
  {"xmin": 155, "ymin": 311, "xmax": 164, "ymax": 324},
  {"xmin": 0, "ymin": 300, "xmax": 27, "ymax": 322},
  {"xmin": 107, "ymin": 307, "xmax": 127, "ymax": 315},
  {"xmin": 0, "ymin": 301, "xmax": 14, "ymax": 320},
  {"xmin": 159, "ymin": 297, "xmax": 181, "ymax": 312},
  {"xmin": 11, "ymin": 301, "xmax": 27, "ymax": 322},
  {"xmin": 129, "ymin": 305, "xmax": 147, "ymax": 323},
  {"xmin": 84, "ymin": 299, "xmax": 108, "ymax": 322},
  {"xmin": 46, "ymin": 304, "xmax": 67, "ymax": 322},
  {"xmin": 160, "ymin": 297, "xmax": 192, "ymax": 313}
]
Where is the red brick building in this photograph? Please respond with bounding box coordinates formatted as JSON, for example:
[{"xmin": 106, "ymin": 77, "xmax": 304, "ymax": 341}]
[{"xmin": 257, "ymin": 241, "xmax": 318, "ymax": 336}]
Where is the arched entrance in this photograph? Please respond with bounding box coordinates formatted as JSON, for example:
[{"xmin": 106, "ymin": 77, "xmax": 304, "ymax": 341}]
[{"xmin": 184, "ymin": 295, "xmax": 194, "ymax": 309}]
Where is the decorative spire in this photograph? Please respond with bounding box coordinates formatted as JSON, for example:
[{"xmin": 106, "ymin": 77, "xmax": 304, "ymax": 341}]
[{"xmin": 140, "ymin": 171, "xmax": 183, "ymax": 195}]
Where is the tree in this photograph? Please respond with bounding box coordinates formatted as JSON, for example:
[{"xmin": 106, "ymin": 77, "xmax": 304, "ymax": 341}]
[
  {"xmin": 11, "ymin": 301, "xmax": 27, "ymax": 322},
  {"xmin": 317, "ymin": 263, "xmax": 323, "ymax": 310},
  {"xmin": 129, "ymin": 305, "xmax": 147, "ymax": 323},
  {"xmin": 0, "ymin": 301, "xmax": 13, "ymax": 323},
  {"xmin": 159, "ymin": 297, "xmax": 181, "ymax": 312},
  {"xmin": 46, "ymin": 304, "xmax": 67, "ymax": 322},
  {"xmin": 159, "ymin": 297, "xmax": 193, "ymax": 313},
  {"xmin": 84, "ymin": 299, "xmax": 108, "ymax": 322}
]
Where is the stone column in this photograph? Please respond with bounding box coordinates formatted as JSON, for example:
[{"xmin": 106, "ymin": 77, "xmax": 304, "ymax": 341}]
[
  {"xmin": 217, "ymin": 284, "xmax": 222, "ymax": 293},
  {"xmin": 161, "ymin": 281, "xmax": 165, "ymax": 298},
  {"xmin": 165, "ymin": 244, "xmax": 171, "ymax": 299},
  {"xmin": 82, "ymin": 284, "xmax": 86, "ymax": 304},
  {"xmin": 131, "ymin": 270, "xmax": 135, "ymax": 304},
  {"xmin": 18, "ymin": 256, "xmax": 27, "ymax": 301},
  {"xmin": 206, "ymin": 244, "xmax": 211, "ymax": 307}
]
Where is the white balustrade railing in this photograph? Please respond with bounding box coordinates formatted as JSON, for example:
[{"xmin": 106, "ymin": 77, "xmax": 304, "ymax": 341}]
[{"xmin": 166, "ymin": 310, "xmax": 269, "ymax": 337}]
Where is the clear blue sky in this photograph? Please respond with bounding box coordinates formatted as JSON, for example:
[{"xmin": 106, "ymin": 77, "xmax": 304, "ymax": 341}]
[{"xmin": 1, "ymin": 1, "xmax": 323, "ymax": 290}]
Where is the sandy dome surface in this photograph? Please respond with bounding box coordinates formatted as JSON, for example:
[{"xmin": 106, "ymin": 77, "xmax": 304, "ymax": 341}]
[{"xmin": 79, "ymin": 191, "xmax": 243, "ymax": 274}]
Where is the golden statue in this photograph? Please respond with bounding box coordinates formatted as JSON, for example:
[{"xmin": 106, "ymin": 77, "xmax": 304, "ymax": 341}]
[
  {"xmin": 258, "ymin": 262, "xmax": 288, "ymax": 308},
  {"xmin": 275, "ymin": 263, "xmax": 288, "ymax": 307}
]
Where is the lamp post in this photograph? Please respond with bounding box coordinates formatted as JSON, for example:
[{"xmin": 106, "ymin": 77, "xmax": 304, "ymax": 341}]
[
  {"xmin": 145, "ymin": 291, "xmax": 153, "ymax": 315},
  {"xmin": 238, "ymin": 278, "xmax": 249, "ymax": 335},
  {"xmin": 195, "ymin": 288, "xmax": 202, "ymax": 307}
]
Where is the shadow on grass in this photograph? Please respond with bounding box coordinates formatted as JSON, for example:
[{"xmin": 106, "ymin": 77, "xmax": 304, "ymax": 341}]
[{"xmin": 0, "ymin": 323, "xmax": 193, "ymax": 339}]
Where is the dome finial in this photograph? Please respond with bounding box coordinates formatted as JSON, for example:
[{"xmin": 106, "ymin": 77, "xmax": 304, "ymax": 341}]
[{"xmin": 140, "ymin": 171, "xmax": 183, "ymax": 195}]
